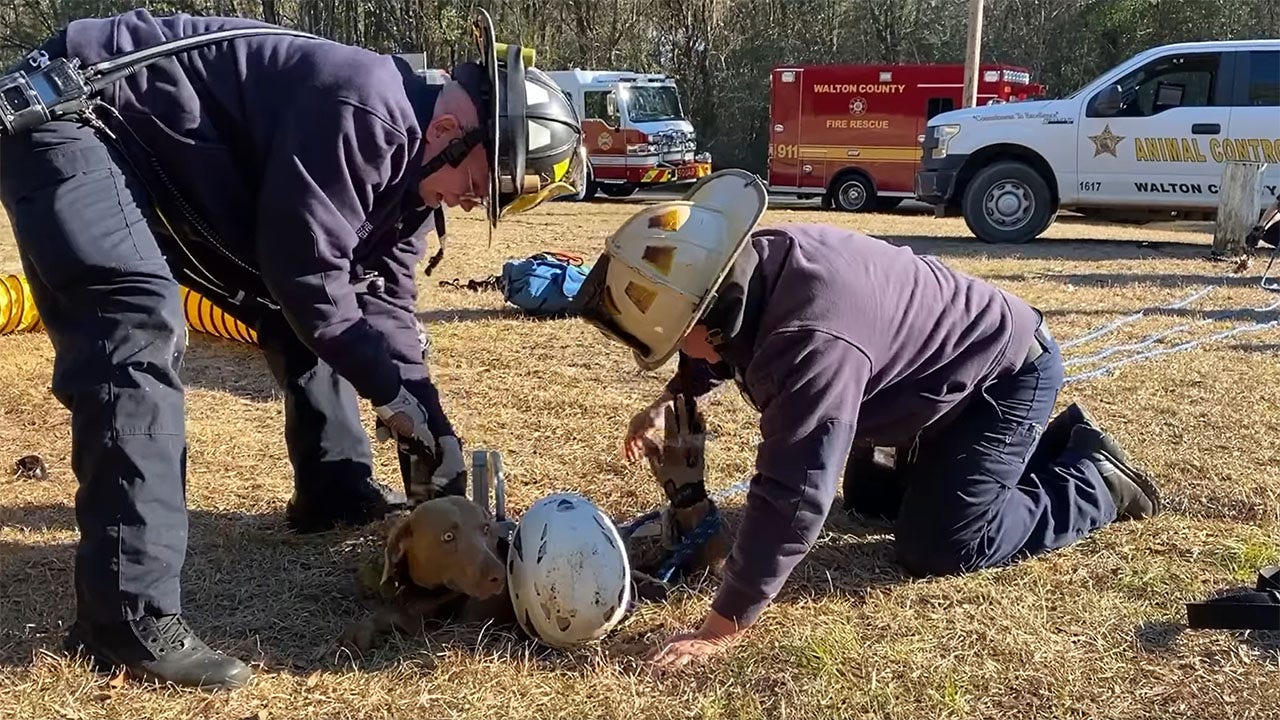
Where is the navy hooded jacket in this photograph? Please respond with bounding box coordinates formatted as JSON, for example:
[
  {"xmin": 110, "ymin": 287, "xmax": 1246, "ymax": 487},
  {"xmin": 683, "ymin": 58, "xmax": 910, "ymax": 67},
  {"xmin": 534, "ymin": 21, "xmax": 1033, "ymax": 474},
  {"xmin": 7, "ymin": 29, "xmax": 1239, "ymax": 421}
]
[{"xmin": 60, "ymin": 9, "xmax": 453, "ymax": 436}]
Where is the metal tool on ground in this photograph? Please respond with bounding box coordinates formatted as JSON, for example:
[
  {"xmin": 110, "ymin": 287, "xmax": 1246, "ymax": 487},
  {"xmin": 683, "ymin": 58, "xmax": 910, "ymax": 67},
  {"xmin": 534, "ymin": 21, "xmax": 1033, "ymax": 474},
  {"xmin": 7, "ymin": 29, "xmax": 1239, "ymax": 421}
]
[{"xmin": 470, "ymin": 448, "xmax": 515, "ymax": 539}]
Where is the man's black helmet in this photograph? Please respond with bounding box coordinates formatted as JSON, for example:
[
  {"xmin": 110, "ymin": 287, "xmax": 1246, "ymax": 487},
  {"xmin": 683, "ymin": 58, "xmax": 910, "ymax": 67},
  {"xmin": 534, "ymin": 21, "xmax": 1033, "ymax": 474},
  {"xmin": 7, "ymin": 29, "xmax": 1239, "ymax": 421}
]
[{"xmin": 452, "ymin": 9, "xmax": 586, "ymax": 229}]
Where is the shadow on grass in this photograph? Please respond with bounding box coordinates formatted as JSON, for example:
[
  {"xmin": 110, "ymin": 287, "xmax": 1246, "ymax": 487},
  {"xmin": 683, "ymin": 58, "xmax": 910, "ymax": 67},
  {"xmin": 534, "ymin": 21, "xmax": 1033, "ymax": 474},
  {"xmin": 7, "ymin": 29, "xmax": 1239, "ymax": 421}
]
[
  {"xmin": 179, "ymin": 332, "xmax": 279, "ymax": 404},
  {"xmin": 884, "ymin": 235, "xmax": 1213, "ymax": 263},
  {"xmin": 0, "ymin": 497, "xmax": 910, "ymax": 678},
  {"xmin": 0, "ymin": 502, "xmax": 385, "ymax": 676},
  {"xmin": 417, "ymin": 307, "xmax": 567, "ymax": 324}
]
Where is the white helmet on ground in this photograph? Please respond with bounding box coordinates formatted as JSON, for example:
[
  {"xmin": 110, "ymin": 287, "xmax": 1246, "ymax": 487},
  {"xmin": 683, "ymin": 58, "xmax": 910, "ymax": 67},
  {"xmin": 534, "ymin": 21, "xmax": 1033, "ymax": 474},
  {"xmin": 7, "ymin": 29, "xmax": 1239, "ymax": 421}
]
[
  {"xmin": 507, "ymin": 492, "xmax": 632, "ymax": 649},
  {"xmin": 571, "ymin": 169, "xmax": 769, "ymax": 370}
]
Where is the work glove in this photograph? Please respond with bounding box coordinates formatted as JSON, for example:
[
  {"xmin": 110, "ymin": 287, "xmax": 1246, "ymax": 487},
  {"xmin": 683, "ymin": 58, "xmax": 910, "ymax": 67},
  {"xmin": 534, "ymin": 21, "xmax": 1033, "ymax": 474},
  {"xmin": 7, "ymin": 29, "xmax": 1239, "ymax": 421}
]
[
  {"xmin": 373, "ymin": 387, "xmax": 435, "ymax": 448},
  {"xmin": 432, "ymin": 435, "xmax": 466, "ymax": 494}
]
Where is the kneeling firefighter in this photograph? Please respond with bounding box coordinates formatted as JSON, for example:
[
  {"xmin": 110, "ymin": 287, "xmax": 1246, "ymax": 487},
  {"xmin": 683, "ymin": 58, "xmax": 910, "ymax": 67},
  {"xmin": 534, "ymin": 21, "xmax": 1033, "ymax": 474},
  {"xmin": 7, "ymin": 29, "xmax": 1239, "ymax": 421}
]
[
  {"xmin": 0, "ymin": 8, "xmax": 583, "ymax": 689},
  {"xmin": 572, "ymin": 170, "xmax": 1162, "ymax": 670}
]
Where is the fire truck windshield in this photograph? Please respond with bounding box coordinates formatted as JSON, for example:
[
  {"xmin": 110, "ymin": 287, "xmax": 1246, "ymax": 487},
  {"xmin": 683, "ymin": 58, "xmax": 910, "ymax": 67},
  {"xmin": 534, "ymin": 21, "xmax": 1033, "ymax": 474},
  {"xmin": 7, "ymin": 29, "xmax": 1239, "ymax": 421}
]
[{"xmin": 623, "ymin": 85, "xmax": 685, "ymax": 123}]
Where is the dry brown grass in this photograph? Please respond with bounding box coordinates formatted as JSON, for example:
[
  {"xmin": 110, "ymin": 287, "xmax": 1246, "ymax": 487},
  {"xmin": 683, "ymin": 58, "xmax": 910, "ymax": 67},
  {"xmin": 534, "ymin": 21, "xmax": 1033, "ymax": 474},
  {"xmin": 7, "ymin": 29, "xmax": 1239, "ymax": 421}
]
[{"xmin": 2, "ymin": 198, "xmax": 1279, "ymax": 720}]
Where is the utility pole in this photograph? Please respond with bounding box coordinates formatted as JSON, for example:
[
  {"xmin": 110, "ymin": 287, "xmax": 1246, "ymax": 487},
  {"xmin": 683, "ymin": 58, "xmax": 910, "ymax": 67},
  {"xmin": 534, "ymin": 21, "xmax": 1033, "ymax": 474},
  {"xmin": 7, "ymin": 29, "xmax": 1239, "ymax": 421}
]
[{"xmin": 962, "ymin": 0, "xmax": 985, "ymax": 108}]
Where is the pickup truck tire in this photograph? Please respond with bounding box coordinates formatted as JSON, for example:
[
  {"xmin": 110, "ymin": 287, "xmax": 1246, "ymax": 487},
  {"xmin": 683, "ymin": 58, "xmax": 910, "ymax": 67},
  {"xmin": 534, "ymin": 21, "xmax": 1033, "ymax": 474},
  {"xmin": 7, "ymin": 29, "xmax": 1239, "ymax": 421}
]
[
  {"xmin": 830, "ymin": 173, "xmax": 875, "ymax": 212},
  {"xmin": 962, "ymin": 161, "xmax": 1056, "ymax": 244}
]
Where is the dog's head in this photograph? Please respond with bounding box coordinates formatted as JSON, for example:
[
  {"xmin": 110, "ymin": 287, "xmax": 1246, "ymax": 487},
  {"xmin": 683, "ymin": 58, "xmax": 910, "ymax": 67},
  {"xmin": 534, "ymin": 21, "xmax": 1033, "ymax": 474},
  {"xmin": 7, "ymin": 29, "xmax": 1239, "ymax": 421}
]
[{"xmin": 380, "ymin": 495, "xmax": 506, "ymax": 600}]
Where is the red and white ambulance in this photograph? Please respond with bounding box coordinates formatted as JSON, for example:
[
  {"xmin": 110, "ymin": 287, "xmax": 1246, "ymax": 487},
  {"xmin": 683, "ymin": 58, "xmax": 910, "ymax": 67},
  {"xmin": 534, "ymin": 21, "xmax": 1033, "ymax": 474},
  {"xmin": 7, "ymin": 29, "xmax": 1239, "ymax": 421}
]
[
  {"xmin": 768, "ymin": 63, "xmax": 1045, "ymax": 211},
  {"xmin": 546, "ymin": 69, "xmax": 713, "ymax": 200}
]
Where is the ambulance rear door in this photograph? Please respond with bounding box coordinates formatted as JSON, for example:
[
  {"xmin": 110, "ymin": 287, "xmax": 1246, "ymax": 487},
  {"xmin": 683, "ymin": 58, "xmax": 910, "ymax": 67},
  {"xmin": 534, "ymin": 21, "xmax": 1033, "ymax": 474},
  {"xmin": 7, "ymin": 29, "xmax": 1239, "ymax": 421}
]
[{"xmin": 769, "ymin": 67, "xmax": 805, "ymax": 191}]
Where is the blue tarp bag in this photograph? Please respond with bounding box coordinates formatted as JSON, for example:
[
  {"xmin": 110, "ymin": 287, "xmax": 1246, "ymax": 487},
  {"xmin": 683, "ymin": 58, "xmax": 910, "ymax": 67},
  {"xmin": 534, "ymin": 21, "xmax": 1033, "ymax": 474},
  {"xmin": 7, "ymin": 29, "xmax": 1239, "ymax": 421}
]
[{"xmin": 500, "ymin": 251, "xmax": 591, "ymax": 317}]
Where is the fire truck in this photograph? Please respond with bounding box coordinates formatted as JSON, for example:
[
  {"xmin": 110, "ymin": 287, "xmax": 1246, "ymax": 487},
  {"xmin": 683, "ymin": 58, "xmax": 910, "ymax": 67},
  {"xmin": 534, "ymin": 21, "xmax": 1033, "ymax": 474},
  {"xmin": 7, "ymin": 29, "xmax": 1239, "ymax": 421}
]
[
  {"xmin": 545, "ymin": 70, "xmax": 713, "ymax": 200},
  {"xmin": 768, "ymin": 63, "xmax": 1046, "ymax": 211}
]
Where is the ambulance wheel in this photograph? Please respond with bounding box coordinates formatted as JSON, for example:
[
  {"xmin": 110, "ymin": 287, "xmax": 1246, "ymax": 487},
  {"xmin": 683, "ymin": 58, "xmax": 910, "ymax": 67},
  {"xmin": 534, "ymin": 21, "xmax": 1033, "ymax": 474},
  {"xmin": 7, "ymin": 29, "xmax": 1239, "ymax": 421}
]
[
  {"xmin": 962, "ymin": 161, "xmax": 1055, "ymax": 244},
  {"xmin": 830, "ymin": 173, "xmax": 875, "ymax": 212}
]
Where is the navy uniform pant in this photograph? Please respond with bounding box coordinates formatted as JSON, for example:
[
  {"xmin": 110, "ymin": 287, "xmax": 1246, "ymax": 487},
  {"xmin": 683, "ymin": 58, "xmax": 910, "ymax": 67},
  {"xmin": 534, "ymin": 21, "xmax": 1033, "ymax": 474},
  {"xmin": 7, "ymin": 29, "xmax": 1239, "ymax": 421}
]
[
  {"xmin": 847, "ymin": 327, "xmax": 1119, "ymax": 576},
  {"xmin": 0, "ymin": 91, "xmax": 373, "ymax": 623}
]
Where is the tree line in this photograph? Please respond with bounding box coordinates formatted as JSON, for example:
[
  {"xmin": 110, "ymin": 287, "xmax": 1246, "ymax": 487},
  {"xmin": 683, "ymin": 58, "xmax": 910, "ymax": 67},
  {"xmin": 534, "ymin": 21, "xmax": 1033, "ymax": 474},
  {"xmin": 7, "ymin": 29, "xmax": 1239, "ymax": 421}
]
[{"xmin": 2, "ymin": 0, "xmax": 1275, "ymax": 172}]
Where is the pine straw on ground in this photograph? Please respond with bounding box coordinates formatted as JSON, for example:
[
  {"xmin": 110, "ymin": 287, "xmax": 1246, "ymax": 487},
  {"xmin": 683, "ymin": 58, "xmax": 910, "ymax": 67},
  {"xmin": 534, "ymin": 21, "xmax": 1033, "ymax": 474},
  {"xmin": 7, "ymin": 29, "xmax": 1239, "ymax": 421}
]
[{"xmin": 1, "ymin": 200, "xmax": 1279, "ymax": 720}]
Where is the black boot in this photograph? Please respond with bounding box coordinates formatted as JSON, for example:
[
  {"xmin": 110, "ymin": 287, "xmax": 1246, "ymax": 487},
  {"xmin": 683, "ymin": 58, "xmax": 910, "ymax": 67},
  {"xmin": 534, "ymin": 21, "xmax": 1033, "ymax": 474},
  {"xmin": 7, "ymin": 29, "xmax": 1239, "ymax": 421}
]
[
  {"xmin": 1038, "ymin": 402, "xmax": 1132, "ymax": 465},
  {"xmin": 285, "ymin": 476, "xmax": 407, "ymax": 534},
  {"xmin": 64, "ymin": 615, "xmax": 251, "ymax": 690},
  {"xmin": 1068, "ymin": 424, "xmax": 1161, "ymax": 520}
]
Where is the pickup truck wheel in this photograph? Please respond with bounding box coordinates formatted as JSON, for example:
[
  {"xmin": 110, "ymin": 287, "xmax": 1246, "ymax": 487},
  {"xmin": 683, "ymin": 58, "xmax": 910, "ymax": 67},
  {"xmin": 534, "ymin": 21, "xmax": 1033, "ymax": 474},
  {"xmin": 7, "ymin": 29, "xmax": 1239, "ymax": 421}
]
[
  {"xmin": 831, "ymin": 174, "xmax": 875, "ymax": 212},
  {"xmin": 962, "ymin": 161, "xmax": 1055, "ymax": 244}
]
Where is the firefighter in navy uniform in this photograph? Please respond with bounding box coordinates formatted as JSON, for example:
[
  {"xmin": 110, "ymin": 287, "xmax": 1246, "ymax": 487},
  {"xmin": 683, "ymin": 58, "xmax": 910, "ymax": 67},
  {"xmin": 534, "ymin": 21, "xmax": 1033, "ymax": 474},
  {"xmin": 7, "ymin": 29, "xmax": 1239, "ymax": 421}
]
[{"xmin": 0, "ymin": 9, "xmax": 584, "ymax": 690}]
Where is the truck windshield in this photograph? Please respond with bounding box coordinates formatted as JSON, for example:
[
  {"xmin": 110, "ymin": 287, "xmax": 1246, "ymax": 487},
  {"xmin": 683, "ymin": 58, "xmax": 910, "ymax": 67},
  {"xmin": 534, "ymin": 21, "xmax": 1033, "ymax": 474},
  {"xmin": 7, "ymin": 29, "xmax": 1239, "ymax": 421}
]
[{"xmin": 624, "ymin": 85, "xmax": 685, "ymax": 122}]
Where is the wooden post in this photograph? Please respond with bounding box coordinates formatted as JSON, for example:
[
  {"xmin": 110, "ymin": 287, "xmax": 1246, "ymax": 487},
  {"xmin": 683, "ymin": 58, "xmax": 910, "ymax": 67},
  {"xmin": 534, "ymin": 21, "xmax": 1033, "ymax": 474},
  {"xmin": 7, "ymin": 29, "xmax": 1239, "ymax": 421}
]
[
  {"xmin": 1213, "ymin": 161, "xmax": 1267, "ymax": 257},
  {"xmin": 962, "ymin": 0, "xmax": 985, "ymax": 108}
]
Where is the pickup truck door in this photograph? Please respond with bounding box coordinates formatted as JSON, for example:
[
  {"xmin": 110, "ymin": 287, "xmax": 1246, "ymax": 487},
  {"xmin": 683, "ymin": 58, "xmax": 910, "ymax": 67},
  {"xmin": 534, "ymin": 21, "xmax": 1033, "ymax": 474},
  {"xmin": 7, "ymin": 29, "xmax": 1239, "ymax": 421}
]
[
  {"xmin": 1077, "ymin": 50, "xmax": 1234, "ymax": 209},
  {"xmin": 1226, "ymin": 49, "xmax": 1280, "ymax": 205}
]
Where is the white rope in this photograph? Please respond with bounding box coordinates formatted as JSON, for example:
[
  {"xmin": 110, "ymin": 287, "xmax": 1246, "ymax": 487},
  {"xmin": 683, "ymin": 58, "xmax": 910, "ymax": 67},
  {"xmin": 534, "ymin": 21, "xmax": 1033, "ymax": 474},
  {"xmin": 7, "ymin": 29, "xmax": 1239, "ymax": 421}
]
[
  {"xmin": 1063, "ymin": 298, "xmax": 1280, "ymax": 368},
  {"xmin": 1064, "ymin": 317, "xmax": 1280, "ymax": 384},
  {"xmin": 1059, "ymin": 285, "xmax": 1215, "ymax": 350}
]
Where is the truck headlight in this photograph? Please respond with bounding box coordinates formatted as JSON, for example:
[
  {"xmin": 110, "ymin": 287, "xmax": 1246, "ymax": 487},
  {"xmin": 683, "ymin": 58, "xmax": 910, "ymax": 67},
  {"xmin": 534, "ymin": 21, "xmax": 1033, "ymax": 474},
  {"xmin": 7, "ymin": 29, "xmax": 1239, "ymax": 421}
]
[
  {"xmin": 932, "ymin": 124, "xmax": 961, "ymax": 158},
  {"xmin": 932, "ymin": 124, "xmax": 961, "ymax": 159}
]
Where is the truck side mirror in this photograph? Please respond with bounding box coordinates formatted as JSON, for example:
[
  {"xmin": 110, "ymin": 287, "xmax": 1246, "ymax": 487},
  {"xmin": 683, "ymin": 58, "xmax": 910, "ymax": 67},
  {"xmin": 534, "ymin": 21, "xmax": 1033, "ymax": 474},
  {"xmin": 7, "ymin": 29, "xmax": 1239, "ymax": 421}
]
[
  {"xmin": 606, "ymin": 93, "xmax": 619, "ymax": 124},
  {"xmin": 1091, "ymin": 84, "xmax": 1123, "ymax": 117}
]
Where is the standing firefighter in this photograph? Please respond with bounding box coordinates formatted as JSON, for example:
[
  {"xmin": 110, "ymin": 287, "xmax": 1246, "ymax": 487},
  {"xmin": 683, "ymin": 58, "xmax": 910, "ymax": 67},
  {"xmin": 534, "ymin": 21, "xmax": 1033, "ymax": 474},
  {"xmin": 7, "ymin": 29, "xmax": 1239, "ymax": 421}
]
[
  {"xmin": 573, "ymin": 170, "xmax": 1161, "ymax": 669},
  {"xmin": 0, "ymin": 9, "xmax": 583, "ymax": 689}
]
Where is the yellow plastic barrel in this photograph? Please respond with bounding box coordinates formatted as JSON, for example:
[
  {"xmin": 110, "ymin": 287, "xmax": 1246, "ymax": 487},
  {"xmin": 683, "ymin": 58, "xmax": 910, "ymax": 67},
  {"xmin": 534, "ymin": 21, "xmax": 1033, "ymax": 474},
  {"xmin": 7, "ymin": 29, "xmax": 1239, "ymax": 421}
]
[
  {"xmin": 0, "ymin": 274, "xmax": 42, "ymax": 334},
  {"xmin": 180, "ymin": 286, "xmax": 258, "ymax": 345},
  {"xmin": 0, "ymin": 273, "xmax": 258, "ymax": 345}
]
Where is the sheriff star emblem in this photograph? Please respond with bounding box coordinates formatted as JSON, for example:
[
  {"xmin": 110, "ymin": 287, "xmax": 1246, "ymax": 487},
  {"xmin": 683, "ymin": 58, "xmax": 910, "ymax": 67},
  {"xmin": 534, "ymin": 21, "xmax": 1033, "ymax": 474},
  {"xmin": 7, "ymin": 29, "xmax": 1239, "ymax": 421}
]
[{"xmin": 1088, "ymin": 124, "xmax": 1124, "ymax": 158}]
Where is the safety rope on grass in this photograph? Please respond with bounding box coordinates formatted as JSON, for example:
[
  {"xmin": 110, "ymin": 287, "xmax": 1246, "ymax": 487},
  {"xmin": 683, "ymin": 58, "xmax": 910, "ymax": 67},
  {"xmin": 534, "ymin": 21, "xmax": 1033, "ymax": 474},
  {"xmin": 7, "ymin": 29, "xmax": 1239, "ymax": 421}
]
[
  {"xmin": 1058, "ymin": 285, "xmax": 1215, "ymax": 350},
  {"xmin": 1063, "ymin": 298, "xmax": 1280, "ymax": 369}
]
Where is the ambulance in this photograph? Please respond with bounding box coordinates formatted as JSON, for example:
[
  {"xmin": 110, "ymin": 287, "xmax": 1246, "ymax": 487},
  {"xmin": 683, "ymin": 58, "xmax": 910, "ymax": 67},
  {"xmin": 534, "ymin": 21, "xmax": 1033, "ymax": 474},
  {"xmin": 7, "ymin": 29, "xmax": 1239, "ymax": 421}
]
[
  {"xmin": 914, "ymin": 39, "xmax": 1280, "ymax": 244},
  {"xmin": 545, "ymin": 69, "xmax": 713, "ymax": 200},
  {"xmin": 767, "ymin": 63, "xmax": 1046, "ymax": 211}
]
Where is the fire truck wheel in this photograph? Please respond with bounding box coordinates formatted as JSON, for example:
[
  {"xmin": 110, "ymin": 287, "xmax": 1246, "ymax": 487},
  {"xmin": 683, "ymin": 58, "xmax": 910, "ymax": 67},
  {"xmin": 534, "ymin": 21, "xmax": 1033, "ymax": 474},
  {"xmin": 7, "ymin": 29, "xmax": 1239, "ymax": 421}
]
[
  {"xmin": 962, "ymin": 161, "xmax": 1055, "ymax": 244},
  {"xmin": 830, "ymin": 173, "xmax": 875, "ymax": 212}
]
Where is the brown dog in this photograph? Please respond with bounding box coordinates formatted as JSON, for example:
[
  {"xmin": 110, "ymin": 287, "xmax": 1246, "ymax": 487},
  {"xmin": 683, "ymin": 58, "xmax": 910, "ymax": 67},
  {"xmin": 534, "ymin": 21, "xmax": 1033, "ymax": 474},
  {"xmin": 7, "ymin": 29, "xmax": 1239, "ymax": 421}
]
[{"xmin": 339, "ymin": 495, "xmax": 513, "ymax": 653}]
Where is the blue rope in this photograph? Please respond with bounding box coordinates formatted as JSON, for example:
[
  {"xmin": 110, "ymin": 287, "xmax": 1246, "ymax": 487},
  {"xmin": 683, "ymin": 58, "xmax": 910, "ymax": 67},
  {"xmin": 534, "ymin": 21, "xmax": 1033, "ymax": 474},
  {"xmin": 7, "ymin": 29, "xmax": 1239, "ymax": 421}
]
[{"xmin": 654, "ymin": 503, "xmax": 723, "ymax": 584}]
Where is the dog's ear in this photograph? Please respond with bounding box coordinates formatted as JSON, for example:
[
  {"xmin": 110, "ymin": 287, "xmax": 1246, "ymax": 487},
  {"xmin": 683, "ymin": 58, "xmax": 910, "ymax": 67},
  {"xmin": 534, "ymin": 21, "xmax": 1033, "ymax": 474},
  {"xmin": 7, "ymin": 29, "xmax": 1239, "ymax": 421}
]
[{"xmin": 380, "ymin": 516, "xmax": 414, "ymax": 588}]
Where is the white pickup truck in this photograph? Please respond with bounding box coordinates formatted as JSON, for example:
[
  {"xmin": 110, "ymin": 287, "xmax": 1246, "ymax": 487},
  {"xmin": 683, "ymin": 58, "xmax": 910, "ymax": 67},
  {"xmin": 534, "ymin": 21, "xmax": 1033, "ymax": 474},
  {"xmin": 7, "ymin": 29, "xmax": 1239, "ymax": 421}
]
[{"xmin": 914, "ymin": 39, "xmax": 1280, "ymax": 243}]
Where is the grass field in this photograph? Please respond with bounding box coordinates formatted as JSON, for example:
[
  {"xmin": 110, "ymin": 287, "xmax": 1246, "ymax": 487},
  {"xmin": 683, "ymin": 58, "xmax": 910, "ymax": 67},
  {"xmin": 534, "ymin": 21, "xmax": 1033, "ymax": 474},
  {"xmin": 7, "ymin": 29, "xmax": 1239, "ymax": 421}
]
[{"xmin": 1, "ymin": 196, "xmax": 1279, "ymax": 720}]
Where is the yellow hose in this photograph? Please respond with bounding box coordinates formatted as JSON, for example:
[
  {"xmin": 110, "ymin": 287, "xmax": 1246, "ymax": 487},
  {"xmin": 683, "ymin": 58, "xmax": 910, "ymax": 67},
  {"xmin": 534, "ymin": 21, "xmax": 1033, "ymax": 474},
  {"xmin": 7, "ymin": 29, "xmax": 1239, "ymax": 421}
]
[
  {"xmin": 0, "ymin": 273, "xmax": 258, "ymax": 345},
  {"xmin": 180, "ymin": 286, "xmax": 258, "ymax": 345},
  {"xmin": 0, "ymin": 274, "xmax": 42, "ymax": 334}
]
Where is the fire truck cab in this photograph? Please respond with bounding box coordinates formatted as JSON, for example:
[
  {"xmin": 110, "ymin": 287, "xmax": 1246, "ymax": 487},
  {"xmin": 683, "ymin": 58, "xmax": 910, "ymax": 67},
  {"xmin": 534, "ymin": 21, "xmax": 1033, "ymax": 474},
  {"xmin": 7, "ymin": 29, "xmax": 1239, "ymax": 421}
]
[
  {"xmin": 768, "ymin": 63, "xmax": 1044, "ymax": 212},
  {"xmin": 545, "ymin": 69, "xmax": 713, "ymax": 200}
]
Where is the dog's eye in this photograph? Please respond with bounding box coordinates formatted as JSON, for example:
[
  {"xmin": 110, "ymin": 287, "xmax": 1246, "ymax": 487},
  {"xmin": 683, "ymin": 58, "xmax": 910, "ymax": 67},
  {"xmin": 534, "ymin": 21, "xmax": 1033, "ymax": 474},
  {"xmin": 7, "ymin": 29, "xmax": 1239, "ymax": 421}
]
[
  {"xmin": 482, "ymin": 524, "xmax": 490, "ymax": 536},
  {"xmin": 442, "ymin": 532, "xmax": 455, "ymax": 542}
]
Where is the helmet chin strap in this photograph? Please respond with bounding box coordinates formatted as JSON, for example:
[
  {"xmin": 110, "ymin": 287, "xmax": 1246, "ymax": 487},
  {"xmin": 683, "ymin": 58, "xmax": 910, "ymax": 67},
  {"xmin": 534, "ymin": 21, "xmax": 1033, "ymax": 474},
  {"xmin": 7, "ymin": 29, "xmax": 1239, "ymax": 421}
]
[{"xmin": 420, "ymin": 126, "xmax": 487, "ymax": 178}]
